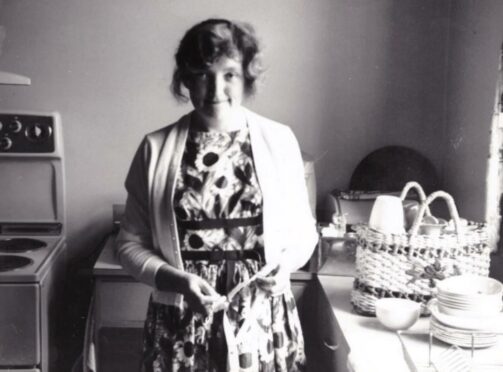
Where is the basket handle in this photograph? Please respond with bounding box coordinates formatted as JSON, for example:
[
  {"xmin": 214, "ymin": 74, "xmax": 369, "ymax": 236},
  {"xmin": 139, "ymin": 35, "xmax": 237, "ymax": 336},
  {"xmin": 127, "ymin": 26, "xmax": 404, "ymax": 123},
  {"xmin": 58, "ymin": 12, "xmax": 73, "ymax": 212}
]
[
  {"xmin": 409, "ymin": 191, "xmax": 461, "ymax": 237},
  {"xmin": 400, "ymin": 181, "xmax": 431, "ymax": 217},
  {"xmin": 400, "ymin": 181, "xmax": 427, "ymax": 201}
]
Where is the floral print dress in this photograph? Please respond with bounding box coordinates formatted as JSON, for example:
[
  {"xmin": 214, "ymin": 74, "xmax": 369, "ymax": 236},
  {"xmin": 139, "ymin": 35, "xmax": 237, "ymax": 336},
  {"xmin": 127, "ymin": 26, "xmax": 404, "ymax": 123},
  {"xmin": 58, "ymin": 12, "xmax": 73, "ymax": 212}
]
[{"xmin": 142, "ymin": 126, "xmax": 306, "ymax": 372}]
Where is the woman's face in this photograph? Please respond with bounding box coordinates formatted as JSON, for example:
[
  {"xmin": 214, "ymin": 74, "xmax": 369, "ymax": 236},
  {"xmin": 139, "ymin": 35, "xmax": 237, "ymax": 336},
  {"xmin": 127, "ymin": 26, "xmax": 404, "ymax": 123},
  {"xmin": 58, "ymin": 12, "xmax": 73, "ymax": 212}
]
[{"xmin": 186, "ymin": 56, "xmax": 245, "ymax": 123}]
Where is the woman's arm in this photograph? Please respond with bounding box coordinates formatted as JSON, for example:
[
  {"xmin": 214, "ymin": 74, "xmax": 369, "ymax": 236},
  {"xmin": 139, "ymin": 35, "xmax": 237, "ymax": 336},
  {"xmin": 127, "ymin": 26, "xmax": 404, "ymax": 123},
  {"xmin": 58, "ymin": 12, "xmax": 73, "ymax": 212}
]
[
  {"xmin": 280, "ymin": 127, "xmax": 318, "ymax": 269},
  {"xmin": 256, "ymin": 127, "xmax": 318, "ymax": 295},
  {"xmin": 115, "ymin": 138, "xmax": 168, "ymax": 287},
  {"xmin": 115, "ymin": 138, "xmax": 222, "ymax": 314}
]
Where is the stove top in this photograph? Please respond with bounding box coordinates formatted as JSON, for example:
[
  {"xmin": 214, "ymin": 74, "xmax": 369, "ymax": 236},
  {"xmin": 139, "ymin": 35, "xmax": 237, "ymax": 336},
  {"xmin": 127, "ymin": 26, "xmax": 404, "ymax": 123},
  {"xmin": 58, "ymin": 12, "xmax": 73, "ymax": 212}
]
[
  {"xmin": 0, "ymin": 255, "xmax": 34, "ymax": 272},
  {"xmin": 0, "ymin": 235, "xmax": 65, "ymax": 282},
  {"xmin": 0, "ymin": 237, "xmax": 47, "ymax": 253}
]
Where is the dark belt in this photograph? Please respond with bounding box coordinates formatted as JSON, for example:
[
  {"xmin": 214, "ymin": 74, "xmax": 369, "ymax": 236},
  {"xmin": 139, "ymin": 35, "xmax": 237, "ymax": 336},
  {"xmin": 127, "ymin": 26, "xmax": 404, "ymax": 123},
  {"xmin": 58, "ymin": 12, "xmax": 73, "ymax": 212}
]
[
  {"xmin": 177, "ymin": 215, "xmax": 262, "ymax": 230},
  {"xmin": 181, "ymin": 247, "xmax": 264, "ymax": 263}
]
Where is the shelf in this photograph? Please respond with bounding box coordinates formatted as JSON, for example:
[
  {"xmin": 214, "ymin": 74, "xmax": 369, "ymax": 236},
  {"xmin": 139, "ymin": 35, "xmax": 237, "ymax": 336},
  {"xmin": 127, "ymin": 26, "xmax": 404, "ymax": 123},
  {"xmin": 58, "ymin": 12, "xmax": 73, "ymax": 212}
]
[{"xmin": 0, "ymin": 71, "xmax": 31, "ymax": 85}]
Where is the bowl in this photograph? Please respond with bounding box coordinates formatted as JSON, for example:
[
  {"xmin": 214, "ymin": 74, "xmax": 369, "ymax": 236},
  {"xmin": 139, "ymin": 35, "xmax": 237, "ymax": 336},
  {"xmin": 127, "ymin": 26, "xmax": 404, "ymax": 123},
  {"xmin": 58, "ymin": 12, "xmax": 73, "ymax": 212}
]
[
  {"xmin": 418, "ymin": 217, "xmax": 448, "ymax": 236},
  {"xmin": 375, "ymin": 298, "xmax": 421, "ymax": 330}
]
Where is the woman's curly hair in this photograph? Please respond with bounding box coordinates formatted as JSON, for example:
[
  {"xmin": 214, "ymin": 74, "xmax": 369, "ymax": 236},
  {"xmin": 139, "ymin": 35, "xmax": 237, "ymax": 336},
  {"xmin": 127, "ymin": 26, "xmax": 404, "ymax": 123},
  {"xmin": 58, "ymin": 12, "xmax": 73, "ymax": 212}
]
[{"xmin": 171, "ymin": 19, "xmax": 263, "ymax": 101}]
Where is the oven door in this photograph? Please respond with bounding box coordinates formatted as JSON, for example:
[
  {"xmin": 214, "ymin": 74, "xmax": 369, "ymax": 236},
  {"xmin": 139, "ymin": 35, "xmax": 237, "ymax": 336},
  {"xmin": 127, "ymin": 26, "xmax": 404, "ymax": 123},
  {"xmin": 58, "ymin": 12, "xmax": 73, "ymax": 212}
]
[{"xmin": 0, "ymin": 284, "xmax": 39, "ymax": 368}]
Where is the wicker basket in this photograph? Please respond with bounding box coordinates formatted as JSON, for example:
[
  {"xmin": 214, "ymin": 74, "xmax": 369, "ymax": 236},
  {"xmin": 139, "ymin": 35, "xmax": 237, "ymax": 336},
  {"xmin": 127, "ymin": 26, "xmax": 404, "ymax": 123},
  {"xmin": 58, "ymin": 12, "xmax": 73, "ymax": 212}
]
[{"xmin": 351, "ymin": 182, "xmax": 490, "ymax": 316}]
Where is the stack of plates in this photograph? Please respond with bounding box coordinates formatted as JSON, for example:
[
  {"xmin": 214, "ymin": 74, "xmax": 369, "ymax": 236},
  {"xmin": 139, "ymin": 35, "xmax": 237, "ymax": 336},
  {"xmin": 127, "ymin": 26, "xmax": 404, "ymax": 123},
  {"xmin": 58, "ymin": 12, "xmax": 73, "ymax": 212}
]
[
  {"xmin": 436, "ymin": 275, "xmax": 502, "ymax": 317},
  {"xmin": 430, "ymin": 304, "xmax": 500, "ymax": 348},
  {"xmin": 430, "ymin": 275, "xmax": 503, "ymax": 349}
]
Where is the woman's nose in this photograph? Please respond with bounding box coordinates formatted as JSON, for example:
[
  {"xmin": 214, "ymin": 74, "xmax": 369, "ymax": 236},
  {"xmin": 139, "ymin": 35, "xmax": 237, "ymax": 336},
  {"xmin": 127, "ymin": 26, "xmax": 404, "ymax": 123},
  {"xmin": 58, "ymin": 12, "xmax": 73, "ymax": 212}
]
[{"xmin": 207, "ymin": 75, "xmax": 225, "ymax": 100}]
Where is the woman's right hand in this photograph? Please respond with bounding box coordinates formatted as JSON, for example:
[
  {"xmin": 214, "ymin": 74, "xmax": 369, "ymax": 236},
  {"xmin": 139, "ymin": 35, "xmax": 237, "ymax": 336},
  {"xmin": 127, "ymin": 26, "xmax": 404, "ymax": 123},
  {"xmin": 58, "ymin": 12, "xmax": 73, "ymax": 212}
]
[{"xmin": 181, "ymin": 272, "xmax": 224, "ymax": 317}]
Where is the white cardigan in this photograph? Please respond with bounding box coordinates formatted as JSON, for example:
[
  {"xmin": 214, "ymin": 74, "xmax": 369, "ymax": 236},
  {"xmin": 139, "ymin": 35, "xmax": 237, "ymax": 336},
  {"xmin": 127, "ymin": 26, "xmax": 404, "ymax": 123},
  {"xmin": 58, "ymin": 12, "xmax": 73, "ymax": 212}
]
[{"xmin": 115, "ymin": 108, "xmax": 318, "ymax": 307}]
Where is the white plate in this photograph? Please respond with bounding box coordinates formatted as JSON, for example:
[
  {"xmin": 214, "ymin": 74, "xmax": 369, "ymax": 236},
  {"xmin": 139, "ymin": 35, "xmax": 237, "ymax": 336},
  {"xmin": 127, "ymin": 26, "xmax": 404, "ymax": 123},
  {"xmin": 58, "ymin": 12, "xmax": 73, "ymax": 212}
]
[
  {"xmin": 438, "ymin": 300, "xmax": 502, "ymax": 312},
  {"xmin": 431, "ymin": 318, "xmax": 498, "ymax": 348},
  {"xmin": 430, "ymin": 297, "xmax": 502, "ymax": 318},
  {"xmin": 437, "ymin": 275, "xmax": 503, "ymax": 297},
  {"xmin": 430, "ymin": 303, "xmax": 503, "ymax": 331},
  {"xmin": 432, "ymin": 332, "xmax": 498, "ymax": 349},
  {"xmin": 438, "ymin": 303, "xmax": 501, "ymax": 318},
  {"xmin": 438, "ymin": 293, "xmax": 502, "ymax": 306},
  {"xmin": 432, "ymin": 318, "xmax": 497, "ymax": 337}
]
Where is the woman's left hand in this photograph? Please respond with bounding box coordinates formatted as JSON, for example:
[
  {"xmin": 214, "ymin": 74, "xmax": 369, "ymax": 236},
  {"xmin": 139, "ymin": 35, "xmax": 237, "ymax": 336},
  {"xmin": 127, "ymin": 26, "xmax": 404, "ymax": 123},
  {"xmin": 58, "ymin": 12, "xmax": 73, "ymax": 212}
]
[{"xmin": 255, "ymin": 263, "xmax": 292, "ymax": 297}]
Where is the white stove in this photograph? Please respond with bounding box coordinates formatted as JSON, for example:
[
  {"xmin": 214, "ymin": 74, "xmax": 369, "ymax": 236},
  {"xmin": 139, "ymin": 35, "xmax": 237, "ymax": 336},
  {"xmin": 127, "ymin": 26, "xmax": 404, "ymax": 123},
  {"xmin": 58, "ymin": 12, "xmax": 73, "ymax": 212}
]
[
  {"xmin": 0, "ymin": 236, "xmax": 65, "ymax": 282},
  {"xmin": 0, "ymin": 111, "xmax": 66, "ymax": 372}
]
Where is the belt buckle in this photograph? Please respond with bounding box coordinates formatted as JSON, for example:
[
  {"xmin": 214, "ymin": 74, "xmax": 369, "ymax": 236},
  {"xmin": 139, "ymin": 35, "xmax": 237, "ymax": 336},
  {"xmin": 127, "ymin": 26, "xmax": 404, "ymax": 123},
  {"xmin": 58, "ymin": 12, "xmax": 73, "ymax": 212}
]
[
  {"xmin": 210, "ymin": 247, "xmax": 225, "ymax": 263},
  {"xmin": 234, "ymin": 250, "xmax": 244, "ymax": 260}
]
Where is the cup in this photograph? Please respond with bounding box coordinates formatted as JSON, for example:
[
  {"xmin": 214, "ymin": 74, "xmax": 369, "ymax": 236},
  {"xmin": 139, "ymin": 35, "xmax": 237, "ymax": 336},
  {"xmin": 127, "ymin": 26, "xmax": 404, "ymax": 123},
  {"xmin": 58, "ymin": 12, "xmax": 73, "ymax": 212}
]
[{"xmin": 369, "ymin": 195, "xmax": 405, "ymax": 234}]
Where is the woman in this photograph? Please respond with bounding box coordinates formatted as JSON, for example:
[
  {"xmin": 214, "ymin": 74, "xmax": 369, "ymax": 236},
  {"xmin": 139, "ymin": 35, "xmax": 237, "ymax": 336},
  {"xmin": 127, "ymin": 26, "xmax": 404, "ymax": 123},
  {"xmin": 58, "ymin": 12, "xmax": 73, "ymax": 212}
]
[{"xmin": 116, "ymin": 18, "xmax": 318, "ymax": 372}]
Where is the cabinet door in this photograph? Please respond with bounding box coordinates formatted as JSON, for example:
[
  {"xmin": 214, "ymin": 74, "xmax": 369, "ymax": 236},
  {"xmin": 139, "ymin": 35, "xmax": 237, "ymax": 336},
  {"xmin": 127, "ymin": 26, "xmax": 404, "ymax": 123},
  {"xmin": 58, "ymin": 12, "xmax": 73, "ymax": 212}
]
[
  {"xmin": 314, "ymin": 278, "xmax": 350, "ymax": 372},
  {"xmin": 95, "ymin": 279, "xmax": 151, "ymax": 328},
  {"xmin": 94, "ymin": 279, "xmax": 151, "ymax": 372},
  {"xmin": 292, "ymin": 277, "xmax": 350, "ymax": 372},
  {"xmin": 0, "ymin": 284, "xmax": 39, "ymax": 366}
]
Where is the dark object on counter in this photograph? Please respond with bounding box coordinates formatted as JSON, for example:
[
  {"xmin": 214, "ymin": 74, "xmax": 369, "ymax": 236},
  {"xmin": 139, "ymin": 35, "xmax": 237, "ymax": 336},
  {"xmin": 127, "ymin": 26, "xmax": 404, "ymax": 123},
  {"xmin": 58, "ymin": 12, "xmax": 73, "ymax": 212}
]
[{"xmin": 349, "ymin": 146, "xmax": 440, "ymax": 194}]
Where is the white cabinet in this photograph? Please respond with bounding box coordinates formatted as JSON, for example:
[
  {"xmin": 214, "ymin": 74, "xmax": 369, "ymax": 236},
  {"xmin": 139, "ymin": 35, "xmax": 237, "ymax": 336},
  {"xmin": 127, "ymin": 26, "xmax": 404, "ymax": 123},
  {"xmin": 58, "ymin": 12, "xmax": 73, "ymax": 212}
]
[
  {"xmin": 93, "ymin": 277, "xmax": 149, "ymax": 371},
  {"xmin": 94, "ymin": 278, "xmax": 150, "ymax": 329}
]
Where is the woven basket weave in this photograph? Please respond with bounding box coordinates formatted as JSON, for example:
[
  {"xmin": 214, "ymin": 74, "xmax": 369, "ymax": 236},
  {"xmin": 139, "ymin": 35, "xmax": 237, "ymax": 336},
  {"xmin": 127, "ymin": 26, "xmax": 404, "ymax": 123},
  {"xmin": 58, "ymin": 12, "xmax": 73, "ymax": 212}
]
[{"xmin": 351, "ymin": 182, "xmax": 490, "ymax": 316}]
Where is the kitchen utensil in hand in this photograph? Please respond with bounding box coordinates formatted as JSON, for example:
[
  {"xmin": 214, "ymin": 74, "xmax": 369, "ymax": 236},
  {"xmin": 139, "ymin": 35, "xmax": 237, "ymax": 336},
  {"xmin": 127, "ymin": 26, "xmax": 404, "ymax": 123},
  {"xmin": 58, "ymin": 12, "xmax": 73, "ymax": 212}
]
[{"xmin": 213, "ymin": 263, "xmax": 277, "ymax": 312}]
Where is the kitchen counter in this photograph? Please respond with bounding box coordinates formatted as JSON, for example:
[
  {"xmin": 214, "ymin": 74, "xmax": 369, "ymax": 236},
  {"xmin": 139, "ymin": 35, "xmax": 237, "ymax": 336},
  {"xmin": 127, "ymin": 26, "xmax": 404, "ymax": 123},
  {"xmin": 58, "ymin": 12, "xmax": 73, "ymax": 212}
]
[
  {"xmin": 94, "ymin": 234, "xmax": 315, "ymax": 281},
  {"xmin": 92, "ymin": 235, "xmax": 503, "ymax": 371},
  {"xmin": 317, "ymin": 275, "xmax": 430, "ymax": 372},
  {"xmin": 90, "ymin": 235, "xmax": 318, "ymax": 371},
  {"xmin": 318, "ymin": 275, "xmax": 503, "ymax": 371}
]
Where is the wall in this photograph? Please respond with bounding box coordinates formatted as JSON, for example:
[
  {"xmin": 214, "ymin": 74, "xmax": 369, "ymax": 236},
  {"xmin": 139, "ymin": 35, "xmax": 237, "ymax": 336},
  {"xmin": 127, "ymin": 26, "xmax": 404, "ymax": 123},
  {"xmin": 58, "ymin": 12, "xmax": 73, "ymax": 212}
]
[
  {"xmin": 443, "ymin": 0, "xmax": 503, "ymax": 221},
  {"xmin": 0, "ymin": 0, "xmax": 449, "ymax": 259}
]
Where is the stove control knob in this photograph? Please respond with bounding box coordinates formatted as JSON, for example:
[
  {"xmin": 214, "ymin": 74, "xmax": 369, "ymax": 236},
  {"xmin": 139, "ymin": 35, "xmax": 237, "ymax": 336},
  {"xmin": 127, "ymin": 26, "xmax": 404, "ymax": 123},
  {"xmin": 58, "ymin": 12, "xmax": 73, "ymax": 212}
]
[
  {"xmin": 26, "ymin": 123, "xmax": 52, "ymax": 143},
  {"xmin": 0, "ymin": 136, "xmax": 13, "ymax": 151},
  {"xmin": 8, "ymin": 119, "xmax": 22, "ymax": 133}
]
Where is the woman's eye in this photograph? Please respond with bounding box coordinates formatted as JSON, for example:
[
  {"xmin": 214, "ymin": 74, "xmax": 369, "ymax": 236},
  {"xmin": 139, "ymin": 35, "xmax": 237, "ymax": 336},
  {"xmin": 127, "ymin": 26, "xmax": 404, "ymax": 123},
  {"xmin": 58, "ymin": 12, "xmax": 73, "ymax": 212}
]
[{"xmin": 225, "ymin": 72, "xmax": 236, "ymax": 80}]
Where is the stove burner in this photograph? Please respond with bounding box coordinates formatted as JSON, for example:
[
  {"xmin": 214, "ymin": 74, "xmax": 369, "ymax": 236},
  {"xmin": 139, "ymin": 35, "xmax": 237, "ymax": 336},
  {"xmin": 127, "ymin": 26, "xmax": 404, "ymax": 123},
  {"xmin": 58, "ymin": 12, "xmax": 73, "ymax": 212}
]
[
  {"xmin": 0, "ymin": 255, "xmax": 34, "ymax": 272},
  {"xmin": 0, "ymin": 238, "xmax": 46, "ymax": 253}
]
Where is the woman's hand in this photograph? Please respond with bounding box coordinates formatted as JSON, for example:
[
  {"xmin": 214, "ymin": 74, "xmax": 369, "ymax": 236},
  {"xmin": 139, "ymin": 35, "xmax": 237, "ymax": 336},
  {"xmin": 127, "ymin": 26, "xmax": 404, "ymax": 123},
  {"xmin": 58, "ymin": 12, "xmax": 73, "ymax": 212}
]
[
  {"xmin": 255, "ymin": 263, "xmax": 292, "ymax": 297},
  {"xmin": 155, "ymin": 265, "xmax": 224, "ymax": 316},
  {"xmin": 182, "ymin": 272, "xmax": 225, "ymax": 317}
]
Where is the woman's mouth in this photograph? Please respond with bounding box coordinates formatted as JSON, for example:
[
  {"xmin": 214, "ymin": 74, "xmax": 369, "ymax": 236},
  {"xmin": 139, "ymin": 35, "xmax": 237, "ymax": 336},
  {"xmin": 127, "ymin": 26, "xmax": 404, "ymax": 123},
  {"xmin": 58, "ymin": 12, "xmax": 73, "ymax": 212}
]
[{"xmin": 205, "ymin": 99, "xmax": 227, "ymax": 105}]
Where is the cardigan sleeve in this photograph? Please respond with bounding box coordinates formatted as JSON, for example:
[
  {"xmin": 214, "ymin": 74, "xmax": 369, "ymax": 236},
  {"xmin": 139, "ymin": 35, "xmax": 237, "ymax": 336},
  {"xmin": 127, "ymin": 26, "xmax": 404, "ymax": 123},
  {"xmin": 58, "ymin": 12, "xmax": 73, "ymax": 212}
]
[
  {"xmin": 115, "ymin": 138, "xmax": 168, "ymax": 288},
  {"xmin": 281, "ymin": 128, "xmax": 318, "ymax": 270}
]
